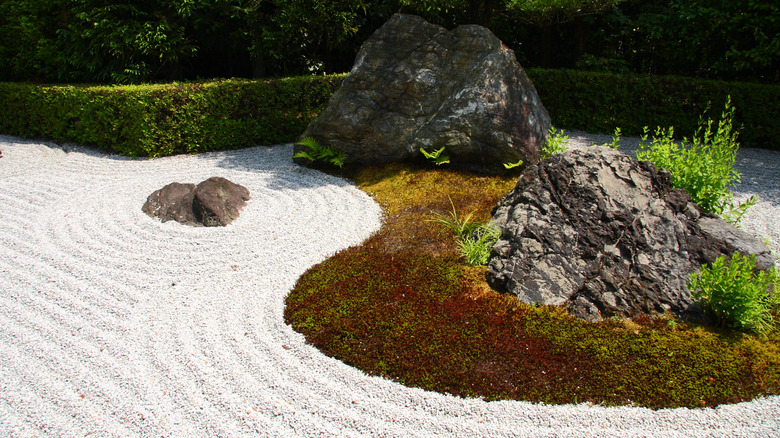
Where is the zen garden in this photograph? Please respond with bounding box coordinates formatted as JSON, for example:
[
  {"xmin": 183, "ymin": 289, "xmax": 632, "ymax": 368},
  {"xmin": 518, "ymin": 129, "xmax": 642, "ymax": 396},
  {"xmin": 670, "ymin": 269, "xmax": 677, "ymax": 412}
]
[{"xmin": 1, "ymin": 1, "xmax": 779, "ymax": 436}]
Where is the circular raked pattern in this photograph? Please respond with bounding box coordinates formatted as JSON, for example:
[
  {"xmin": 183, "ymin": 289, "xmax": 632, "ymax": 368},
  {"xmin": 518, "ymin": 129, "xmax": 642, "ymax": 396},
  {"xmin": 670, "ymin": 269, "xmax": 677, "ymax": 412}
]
[{"xmin": 0, "ymin": 134, "xmax": 778, "ymax": 437}]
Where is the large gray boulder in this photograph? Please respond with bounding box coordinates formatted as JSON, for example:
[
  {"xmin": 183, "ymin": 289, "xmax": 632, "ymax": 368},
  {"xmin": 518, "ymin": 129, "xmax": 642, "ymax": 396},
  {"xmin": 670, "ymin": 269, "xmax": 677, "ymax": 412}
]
[
  {"xmin": 487, "ymin": 146, "xmax": 775, "ymax": 322},
  {"xmin": 296, "ymin": 13, "xmax": 551, "ymax": 174},
  {"xmin": 143, "ymin": 177, "xmax": 250, "ymax": 227}
]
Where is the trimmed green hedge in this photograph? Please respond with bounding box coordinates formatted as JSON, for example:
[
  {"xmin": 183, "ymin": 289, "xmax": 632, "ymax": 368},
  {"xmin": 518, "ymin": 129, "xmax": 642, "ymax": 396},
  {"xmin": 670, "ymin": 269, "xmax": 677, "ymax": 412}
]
[
  {"xmin": 0, "ymin": 70, "xmax": 777, "ymax": 156},
  {"xmin": 528, "ymin": 69, "xmax": 780, "ymax": 149},
  {"xmin": 0, "ymin": 75, "xmax": 344, "ymax": 157}
]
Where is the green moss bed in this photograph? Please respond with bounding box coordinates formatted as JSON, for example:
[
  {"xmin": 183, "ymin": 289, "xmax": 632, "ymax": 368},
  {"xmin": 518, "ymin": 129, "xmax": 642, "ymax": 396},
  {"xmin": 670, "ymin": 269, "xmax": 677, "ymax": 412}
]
[{"xmin": 284, "ymin": 163, "xmax": 780, "ymax": 409}]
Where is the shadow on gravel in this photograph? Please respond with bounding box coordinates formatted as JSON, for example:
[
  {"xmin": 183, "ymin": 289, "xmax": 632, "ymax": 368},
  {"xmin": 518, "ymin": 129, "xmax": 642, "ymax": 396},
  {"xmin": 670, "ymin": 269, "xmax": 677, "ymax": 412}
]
[
  {"xmin": 208, "ymin": 144, "xmax": 355, "ymax": 193},
  {"xmin": 734, "ymin": 149, "xmax": 780, "ymax": 207}
]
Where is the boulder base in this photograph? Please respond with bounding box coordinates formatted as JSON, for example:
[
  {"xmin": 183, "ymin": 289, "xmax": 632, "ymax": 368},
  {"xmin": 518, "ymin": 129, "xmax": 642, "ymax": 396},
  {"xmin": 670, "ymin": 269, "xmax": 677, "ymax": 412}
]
[
  {"xmin": 143, "ymin": 177, "xmax": 250, "ymax": 227},
  {"xmin": 296, "ymin": 13, "xmax": 551, "ymax": 174},
  {"xmin": 487, "ymin": 146, "xmax": 774, "ymax": 322}
]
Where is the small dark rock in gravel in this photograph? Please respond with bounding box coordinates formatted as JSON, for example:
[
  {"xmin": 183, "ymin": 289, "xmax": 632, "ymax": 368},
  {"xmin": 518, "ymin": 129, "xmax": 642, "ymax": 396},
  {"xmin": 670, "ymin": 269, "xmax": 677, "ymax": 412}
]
[{"xmin": 143, "ymin": 177, "xmax": 250, "ymax": 227}]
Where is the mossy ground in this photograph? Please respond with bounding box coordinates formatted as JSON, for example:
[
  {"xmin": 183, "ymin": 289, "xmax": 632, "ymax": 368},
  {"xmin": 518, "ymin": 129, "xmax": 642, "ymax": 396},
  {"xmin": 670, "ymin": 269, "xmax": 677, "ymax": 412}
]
[{"xmin": 284, "ymin": 162, "xmax": 780, "ymax": 409}]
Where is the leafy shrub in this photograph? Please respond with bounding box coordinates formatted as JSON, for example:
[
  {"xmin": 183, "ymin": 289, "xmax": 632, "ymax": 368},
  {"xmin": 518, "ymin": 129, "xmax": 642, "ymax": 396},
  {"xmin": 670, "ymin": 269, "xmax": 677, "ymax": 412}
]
[
  {"xmin": 3, "ymin": 69, "xmax": 778, "ymax": 155},
  {"xmin": 608, "ymin": 127, "xmax": 621, "ymax": 149},
  {"xmin": 635, "ymin": 97, "xmax": 756, "ymax": 221},
  {"xmin": 689, "ymin": 253, "xmax": 780, "ymax": 334},
  {"xmin": 540, "ymin": 126, "xmax": 569, "ymax": 159}
]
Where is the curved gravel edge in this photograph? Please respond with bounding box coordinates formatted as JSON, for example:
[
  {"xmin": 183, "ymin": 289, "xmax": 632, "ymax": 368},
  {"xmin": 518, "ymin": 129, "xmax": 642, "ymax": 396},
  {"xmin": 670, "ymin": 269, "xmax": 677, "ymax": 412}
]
[{"xmin": 0, "ymin": 134, "xmax": 778, "ymax": 437}]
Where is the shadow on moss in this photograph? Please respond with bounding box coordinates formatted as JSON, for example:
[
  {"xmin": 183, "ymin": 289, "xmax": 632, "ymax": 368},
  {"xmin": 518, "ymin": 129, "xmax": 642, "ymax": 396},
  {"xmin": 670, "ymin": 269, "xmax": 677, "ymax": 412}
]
[{"xmin": 284, "ymin": 162, "xmax": 780, "ymax": 409}]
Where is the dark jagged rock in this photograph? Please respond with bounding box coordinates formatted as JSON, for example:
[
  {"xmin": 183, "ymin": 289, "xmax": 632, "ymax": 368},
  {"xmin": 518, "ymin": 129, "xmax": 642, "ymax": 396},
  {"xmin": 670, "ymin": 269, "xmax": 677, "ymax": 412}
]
[
  {"xmin": 296, "ymin": 13, "xmax": 551, "ymax": 174},
  {"xmin": 143, "ymin": 177, "xmax": 250, "ymax": 227},
  {"xmin": 487, "ymin": 146, "xmax": 775, "ymax": 322}
]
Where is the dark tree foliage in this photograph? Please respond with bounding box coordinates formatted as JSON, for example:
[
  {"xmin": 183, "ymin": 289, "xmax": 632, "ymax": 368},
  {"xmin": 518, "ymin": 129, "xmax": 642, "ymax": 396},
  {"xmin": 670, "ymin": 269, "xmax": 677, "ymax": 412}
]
[
  {"xmin": 0, "ymin": 0, "xmax": 776, "ymax": 83},
  {"xmin": 0, "ymin": 0, "xmax": 256, "ymax": 83},
  {"xmin": 582, "ymin": 0, "xmax": 779, "ymax": 83},
  {"xmin": 245, "ymin": 0, "xmax": 370, "ymax": 77},
  {"xmin": 56, "ymin": 0, "xmax": 201, "ymax": 83},
  {"xmin": 396, "ymin": 0, "xmax": 625, "ymax": 26},
  {"xmin": 0, "ymin": 0, "xmax": 72, "ymax": 82}
]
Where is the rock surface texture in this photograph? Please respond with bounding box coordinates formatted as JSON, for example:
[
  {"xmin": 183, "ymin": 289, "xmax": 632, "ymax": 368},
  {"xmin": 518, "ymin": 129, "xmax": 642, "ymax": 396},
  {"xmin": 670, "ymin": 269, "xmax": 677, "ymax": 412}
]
[
  {"xmin": 487, "ymin": 146, "xmax": 775, "ymax": 322},
  {"xmin": 143, "ymin": 177, "xmax": 250, "ymax": 227},
  {"xmin": 296, "ymin": 13, "xmax": 551, "ymax": 174}
]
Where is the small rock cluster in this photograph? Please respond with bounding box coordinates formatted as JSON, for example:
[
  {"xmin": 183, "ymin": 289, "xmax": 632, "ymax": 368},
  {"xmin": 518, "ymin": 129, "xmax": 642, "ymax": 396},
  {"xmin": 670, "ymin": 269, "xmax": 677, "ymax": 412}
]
[
  {"xmin": 143, "ymin": 177, "xmax": 250, "ymax": 227},
  {"xmin": 487, "ymin": 146, "xmax": 774, "ymax": 322}
]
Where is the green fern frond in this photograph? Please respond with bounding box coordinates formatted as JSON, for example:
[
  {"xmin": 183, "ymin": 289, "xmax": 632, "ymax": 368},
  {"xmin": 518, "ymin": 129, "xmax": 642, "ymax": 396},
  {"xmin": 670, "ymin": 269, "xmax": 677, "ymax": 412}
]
[
  {"xmin": 296, "ymin": 136, "xmax": 320, "ymax": 151},
  {"xmin": 295, "ymin": 137, "xmax": 347, "ymax": 168},
  {"xmin": 503, "ymin": 159, "xmax": 523, "ymax": 169},
  {"xmin": 420, "ymin": 147, "xmax": 450, "ymax": 166},
  {"xmin": 329, "ymin": 152, "xmax": 347, "ymax": 168},
  {"xmin": 292, "ymin": 151, "xmax": 316, "ymax": 162}
]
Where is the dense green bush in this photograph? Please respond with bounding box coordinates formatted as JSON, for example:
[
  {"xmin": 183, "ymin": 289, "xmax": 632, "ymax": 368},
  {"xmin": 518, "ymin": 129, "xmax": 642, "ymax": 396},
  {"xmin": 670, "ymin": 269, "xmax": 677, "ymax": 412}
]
[
  {"xmin": 528, "ymin": 68, "xmax": 780, "ymax": 149},
  {"xmin": 0, "ymin": 75, "xmax": 344, "ymax": 157},
  {"xmin": 1, "ymin": 69, "xmax": 778, "ymax": 156},
  {"xmin": 689, "ymin": 253, "xmax": 780, "ymax": 335},
  {"xmin": 634, "ymin": 97, "xmax": 756, "ymax": 222}
]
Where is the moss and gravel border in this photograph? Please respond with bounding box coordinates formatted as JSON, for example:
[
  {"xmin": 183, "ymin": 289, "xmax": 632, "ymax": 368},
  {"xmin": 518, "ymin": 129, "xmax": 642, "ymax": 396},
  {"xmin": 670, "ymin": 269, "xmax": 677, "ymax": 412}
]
[{"xmin": 284, "ymin": 158, "xmax": 780, "ymax": 410}]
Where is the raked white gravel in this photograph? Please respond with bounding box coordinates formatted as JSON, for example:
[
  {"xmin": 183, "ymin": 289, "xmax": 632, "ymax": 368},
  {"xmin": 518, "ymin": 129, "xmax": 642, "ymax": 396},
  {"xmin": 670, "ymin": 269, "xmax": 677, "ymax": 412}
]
[{"xmin": 1, "ymin": 133, "xmax": 778, "ymax": 437}]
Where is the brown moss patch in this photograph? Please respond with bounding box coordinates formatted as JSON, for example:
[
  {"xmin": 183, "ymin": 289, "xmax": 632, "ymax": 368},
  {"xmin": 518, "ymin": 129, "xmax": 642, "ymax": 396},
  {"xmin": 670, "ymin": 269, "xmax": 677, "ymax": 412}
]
[{"xmin": 284, "ymin": 162, "xmax": 780, "ymax": 409}]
